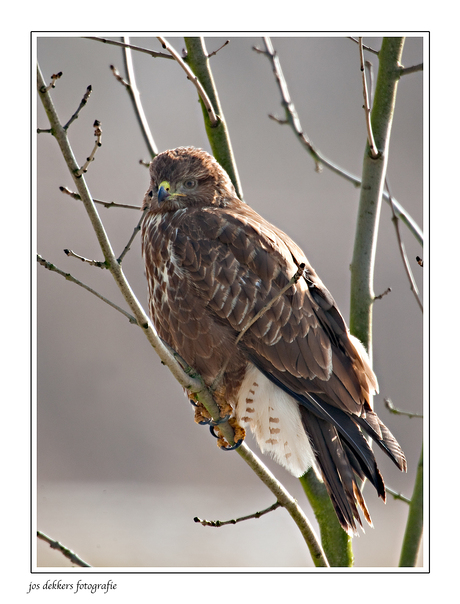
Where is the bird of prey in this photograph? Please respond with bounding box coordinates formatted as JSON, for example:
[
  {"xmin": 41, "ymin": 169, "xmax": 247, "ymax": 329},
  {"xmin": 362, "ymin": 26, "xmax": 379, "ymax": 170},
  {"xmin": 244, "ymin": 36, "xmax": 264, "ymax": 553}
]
[{"xmin": 141, "ymin": 146, "xmax": 406, "ymax": 534}]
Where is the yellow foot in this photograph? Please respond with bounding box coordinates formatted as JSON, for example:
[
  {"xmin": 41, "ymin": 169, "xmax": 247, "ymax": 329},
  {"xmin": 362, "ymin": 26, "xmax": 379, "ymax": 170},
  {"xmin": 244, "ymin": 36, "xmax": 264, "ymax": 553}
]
[
  {"xmin": 192, "ymin": 401, "xmax": 212, "ymax": 425},
  {"xmin": 213, "ymin": 417, "xmax": 246, "ymax": 450}
]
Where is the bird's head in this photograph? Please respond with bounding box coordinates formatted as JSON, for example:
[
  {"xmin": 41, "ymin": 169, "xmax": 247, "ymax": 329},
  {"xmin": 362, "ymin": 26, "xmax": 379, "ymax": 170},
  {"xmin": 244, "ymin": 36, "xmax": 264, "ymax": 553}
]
[{"xmin": 142, "ymin": 147, "xmax": 237, "ymax": 212}]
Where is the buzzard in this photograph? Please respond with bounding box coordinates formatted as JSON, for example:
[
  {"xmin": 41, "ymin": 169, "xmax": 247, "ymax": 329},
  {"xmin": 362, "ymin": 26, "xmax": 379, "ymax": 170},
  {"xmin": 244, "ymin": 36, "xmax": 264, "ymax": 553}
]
[{"xmin": 141, "ymin": 146, "xmax": 406, "ymax": 534}]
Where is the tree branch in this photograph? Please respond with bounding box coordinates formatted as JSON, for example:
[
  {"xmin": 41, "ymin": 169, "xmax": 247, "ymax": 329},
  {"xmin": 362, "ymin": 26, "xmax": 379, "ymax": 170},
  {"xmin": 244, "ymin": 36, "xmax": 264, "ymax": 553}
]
[
  {"xmin": 350, "ymin": 37, "xmax": 405, "ymax": 355},
  {"xmin": 157, "ymin": 36, "xmax": 219, "ymax": 127},
  {"xmin": 299, "ymin": 470, "xmax": 353, "ymax": 567},
  {"xmin": 37, "ymin": 530, "xmax": 91, "ymax": 568},
  {"xmin": 256, "ymin": 37, "xmax": 423, "ymax": 247},
  {"xmin": 206, "ymin": 39, "xmax": 230, "ymax": 59},
  {"xmin": 348, "ymin": 37, "xmax": 380, "ymax": 56},
  {"xmin": 400, "ymin": 63, "xmax": 423, "ymax": 76},
  {"xmin": 184, "ymin": 37, "xmax": 243, "ymax": 200},
  {"xmin": 373, "ymin": 286, "xmax": 392, "ymax": 301},
  {"xmin": 118, "ymin": 36, "xmax": 158, "ymax": 158},
  {"xmin": 235, "ymin": 443, "xmax": 328, "ymax": 566},
  {"xmin": 117, "ymin": 208, "xmax": 149, "ymax": 264},
  {"xmin": 384, "ymin": 398, "xmax": 423, "ymax": 419},
  {"xmin": 38, "ymin": 71, "xmax": 63, "ymax": 92},
  {"xmin": 74, "ymin": 120, "xmax": 102, "ymax": 177},
  {"xmin": 37, "ymin": 254, "xmax": 137, "ymax": 323},
  {"xmin": 399, "ymin": 446, "xmax": 423, "ymax": 566},
  {"xmin": 63, "ymin": 248, "xmax": 107, "ymax": 267},
  {"xmin": 386, "ymin": 487, "xmax": 411, "ymax": 505},
  {"xmin": 385, "ymin": 178, "xmax": 423, "ymax": 312},
  {"xmin": 359, "ymin": 38, "xmax": 379, "ymax": 158},
  {"xmin": 85, "ymin": 36, "xmax": 173, "ymax": 60},
  {"xmin": 194, "ymin": 501, "xmax": 282, "ymax": 527},
  {"xmin": 63, "ymin": 85, "xmax": 92, "ymax": 131},
  {"xmin": 59, "ymin": 186, "xmax": 141, "ymax": 210}
]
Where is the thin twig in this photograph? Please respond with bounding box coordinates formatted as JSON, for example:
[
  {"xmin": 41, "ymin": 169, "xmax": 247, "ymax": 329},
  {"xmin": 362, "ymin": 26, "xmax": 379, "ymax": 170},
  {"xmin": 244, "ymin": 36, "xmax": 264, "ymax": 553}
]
[
  {"xmin": 63, "ymin": 248, "xmax": 107, "ymax": 268},
  {"xmin": 255, "ymin": 37, "xmax": 423, "ymax": 246},
  {"xmin": 207, "ymin": 39, "xmax": 230, "ymax": 58},
  {"xmin": 385, "ymin": 178, "xmax": 423, "ymax": 312},
  {"xmin": 110, "ymin": 63, "xmax": 128, "ymax": 86},
  {"xmin": 400, "ymin": 63, "xmax": 423, "ymax": 76},
  {"xmin": 63, "ymin": 85, "xmax": 92, "ymax": 131},
  {"xmin": 39, "ymin": 71, "xmax": 63, "ymax": 93},
  {"xmin": 158, "ymin": 36, "xmax": 219, "ymax": 126},
  {"xmin": 194, "ymin": 501, "xmax": 282, "ymax": 527},
  {"xmin": 37, "ymin": 254, "xmax": 137, "ymax": 323},
  {"xmin": 365, "ymin": 60, "xmax": 375, "ymax": 113},
  {"xmin": 61, "ymin": 185, "xmax": 146, "ymax": 264},
  {"xmin": 268, "ymin": 114, "xmax": 288, "ymax": 125},
  {"xmin": 373, "ymin": 286, "xmax": 392, "ymax": 301},
  {"xmin": 259, "ymin": 38, "xmax": 321, "ymax": 171},
  {"xmin": 117, "ymin": 208, "xmax": 149, "ymax": 264},
  {"xmin": 85, "ymin": 36, "xmax": 173, "ymax": 60},
  {"xmin": 386, "ymin": 487, "xmax": 411, "ymax": 505},
  {"xmin": 59, "ymin": 186, "xmax": 141, "ymax": 210},
  {"xmin": 359, "ymin": 38, "xmax": 379, "ymax": 158},
  {"xmin": 37, "ymin": 530, "xmax": 91, "ymax": 567},
  {"xmin": 348, "ymin": 37, "xmax": 380, "ymax": 55},
  {"xmin": 75, "ymin": 120, "xmax": 102, "ymax": 177},
  {"xmin": 120, "ymin": 36, "xmax": 158, "ymax": 158},
  {"xmin": 384, "ymin": 398, "xmax": 423, "ymax": 419}
]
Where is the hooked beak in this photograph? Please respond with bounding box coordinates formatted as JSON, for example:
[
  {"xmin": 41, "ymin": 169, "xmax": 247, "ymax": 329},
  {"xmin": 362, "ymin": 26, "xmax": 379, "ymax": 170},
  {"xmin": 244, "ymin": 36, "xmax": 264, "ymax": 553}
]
[{"xmin": 158, "ymin": 181, "xmax": 171, "ymax": 204}]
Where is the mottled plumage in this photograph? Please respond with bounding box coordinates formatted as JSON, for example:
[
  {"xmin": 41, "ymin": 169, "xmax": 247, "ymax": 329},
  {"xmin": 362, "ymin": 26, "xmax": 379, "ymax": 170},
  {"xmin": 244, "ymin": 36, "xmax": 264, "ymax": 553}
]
[{"xmin": 141, "ymin": 147, "xmax": 406, "ymax": 534}]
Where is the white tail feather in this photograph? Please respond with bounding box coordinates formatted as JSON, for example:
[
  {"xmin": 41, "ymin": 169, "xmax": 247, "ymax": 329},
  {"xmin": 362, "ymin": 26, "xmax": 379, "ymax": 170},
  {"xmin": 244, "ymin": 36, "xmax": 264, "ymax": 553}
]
[{"xmin": 236, "ymin": 364, "xmax": 318, "ymax": 478}]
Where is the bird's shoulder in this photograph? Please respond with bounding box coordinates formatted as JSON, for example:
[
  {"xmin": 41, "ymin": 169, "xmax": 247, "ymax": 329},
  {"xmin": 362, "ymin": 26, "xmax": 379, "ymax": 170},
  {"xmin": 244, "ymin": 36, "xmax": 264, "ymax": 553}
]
[{"xmin": 168, "ymin": 199, "xmax": 308, "ymax": 279}]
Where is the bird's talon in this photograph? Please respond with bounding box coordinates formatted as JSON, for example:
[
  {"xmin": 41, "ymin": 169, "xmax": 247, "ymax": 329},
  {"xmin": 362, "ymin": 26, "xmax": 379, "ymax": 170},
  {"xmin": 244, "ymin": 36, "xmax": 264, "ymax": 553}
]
[
  {"xmin": 198, "ymin": 418, "xmax": 211, "ymax": 425},
  {"xmin": 218, "ymin": 438, "xmax": 244, "ymax": 451},
  {"xmin": 210, "ymin": 414, "xmax": 231, "ymax": 426}
]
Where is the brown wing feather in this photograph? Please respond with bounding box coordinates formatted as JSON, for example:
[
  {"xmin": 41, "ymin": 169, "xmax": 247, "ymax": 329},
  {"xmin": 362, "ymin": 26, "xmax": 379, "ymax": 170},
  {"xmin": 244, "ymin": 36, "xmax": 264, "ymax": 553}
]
[
  {"xmin": 174, "ymin": 204, "xmax": 371, "ymax": 413},
  {"xmin": 143, "ymin": 201, "xmax": 377, "ymax": 416}
]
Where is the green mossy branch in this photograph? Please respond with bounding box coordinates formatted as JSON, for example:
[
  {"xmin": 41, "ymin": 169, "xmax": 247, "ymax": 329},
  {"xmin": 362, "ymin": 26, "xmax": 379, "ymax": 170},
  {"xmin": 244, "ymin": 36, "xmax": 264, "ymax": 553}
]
[
  {"xmin": 350, "ymin": 37, "xmax": 405, "ymax": 353},
  {"xmin": 399, "ymin": 446, "xmax": 423, "ymax": 567},
  {"xmin": 184, "ymin": 37, "xmax": 243, "ymax": 201},
  {"xmin": 300, "ymin": 470, "xmax": 353, "ymax": 567}
]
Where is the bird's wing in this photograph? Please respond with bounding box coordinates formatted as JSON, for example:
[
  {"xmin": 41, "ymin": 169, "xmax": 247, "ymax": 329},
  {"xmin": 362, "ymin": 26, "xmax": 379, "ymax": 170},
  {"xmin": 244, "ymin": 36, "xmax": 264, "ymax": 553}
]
[
  {"xmin": 161, "ymin": 202, "xmax": 406, "ymax": 533},
  {"xmin": 169, "ymin": 203, "xmax": 373, "ymax": 413}
]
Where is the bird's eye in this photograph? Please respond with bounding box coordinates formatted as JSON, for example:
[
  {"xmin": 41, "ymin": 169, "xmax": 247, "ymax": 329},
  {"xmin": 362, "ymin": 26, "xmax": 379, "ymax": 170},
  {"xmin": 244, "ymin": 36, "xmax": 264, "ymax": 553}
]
[{"xmin": 183, "ymin": 179, "xmax": 197, "ymax": 189}]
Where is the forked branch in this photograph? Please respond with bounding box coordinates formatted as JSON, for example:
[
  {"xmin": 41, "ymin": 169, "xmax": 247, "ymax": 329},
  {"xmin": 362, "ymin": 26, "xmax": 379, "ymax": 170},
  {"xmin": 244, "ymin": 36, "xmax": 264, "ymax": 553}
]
[{"xmin": 256, "ymin": 37, "xmax": 423, "ymax": 247}]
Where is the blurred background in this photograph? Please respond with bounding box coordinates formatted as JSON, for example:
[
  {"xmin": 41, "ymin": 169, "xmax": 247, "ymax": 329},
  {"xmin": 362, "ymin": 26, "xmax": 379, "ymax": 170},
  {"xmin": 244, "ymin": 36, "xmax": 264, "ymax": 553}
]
[{"xmin": 36, "ymin": 35, "xmax": 424, "ymax": 569}]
